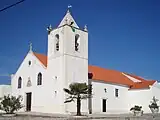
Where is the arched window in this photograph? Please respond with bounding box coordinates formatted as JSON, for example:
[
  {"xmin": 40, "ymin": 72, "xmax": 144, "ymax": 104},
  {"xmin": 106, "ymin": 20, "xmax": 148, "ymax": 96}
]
[
  {"xmin": 37, "ymin": 72, "xmax": 42, "ymax": 85},
  {"xmin": 55, "ymin": 34, "xmax": 59, "ymax": 51},
  {"xmin": 18, "ymin": 77, "xmax": 22, "ymax": 89},
  {"xmin": 75, "ymin": 34, "xmax": 80, "ymax": 51}
]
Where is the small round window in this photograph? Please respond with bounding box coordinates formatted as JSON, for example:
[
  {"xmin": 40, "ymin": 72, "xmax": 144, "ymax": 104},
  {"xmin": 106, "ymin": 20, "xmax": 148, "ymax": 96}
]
[{"xmin": 28, "ymin": 61, "xmax": 31, "ymax": 66}]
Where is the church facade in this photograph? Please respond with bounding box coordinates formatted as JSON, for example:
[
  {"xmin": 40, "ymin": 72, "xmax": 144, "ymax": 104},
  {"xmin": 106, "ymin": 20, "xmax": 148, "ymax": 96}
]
[{"xmin": 2, "ymin": 9, "xmax": 160, "ymax": 114}]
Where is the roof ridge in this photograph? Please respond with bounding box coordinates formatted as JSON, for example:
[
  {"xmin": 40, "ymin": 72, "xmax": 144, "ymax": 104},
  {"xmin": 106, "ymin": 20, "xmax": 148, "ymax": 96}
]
[
  {"xmin": 33, "ymin": 52, "xmax": 47, "ymax": 56},
  {"xmin": 89, "ymin": 65, "xmax": 126, "ymax": 73}
]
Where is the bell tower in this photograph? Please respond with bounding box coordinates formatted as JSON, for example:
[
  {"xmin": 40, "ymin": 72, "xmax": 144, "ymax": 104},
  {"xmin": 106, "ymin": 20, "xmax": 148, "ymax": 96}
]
[{"xmin": 47, "ymin": 8, "xmax": 88, "ymax": 113}]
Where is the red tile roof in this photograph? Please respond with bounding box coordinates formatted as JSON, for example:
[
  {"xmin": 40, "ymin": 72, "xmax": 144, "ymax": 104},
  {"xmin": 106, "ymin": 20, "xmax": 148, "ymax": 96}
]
[
  {"xmin": 33, "ymin": 52, "xmax": 156, "ymax": 90},
  {"xmin": 125, "ymin": 73, "xmax": 156, "ymax": 89},
  {"xmin": 125, "ymin": 73, "xmax": 146, "ymax": 82},
  {"xmin": 33, "ymin": 52, "xmax": 47, "ymax": 67},
  {"xmin": 88, "ymin": 65, "xmax": 134, "ymax": 86},
  {"xmin": 129, "ymin": 80, "xmax": 155, "ymax": 90}
]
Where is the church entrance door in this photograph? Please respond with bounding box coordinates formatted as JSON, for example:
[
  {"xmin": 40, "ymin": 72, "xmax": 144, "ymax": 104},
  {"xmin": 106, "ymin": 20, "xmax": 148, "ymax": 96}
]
[{"xmin": 26, "ymin": 92, "xmax": 32, "ymax": 111}]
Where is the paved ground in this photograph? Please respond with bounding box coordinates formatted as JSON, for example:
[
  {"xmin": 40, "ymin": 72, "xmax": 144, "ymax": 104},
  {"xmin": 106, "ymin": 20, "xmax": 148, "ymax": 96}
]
[{"xmin": 0, "ymin": 112, "xmax": 160, "ymax": 120}]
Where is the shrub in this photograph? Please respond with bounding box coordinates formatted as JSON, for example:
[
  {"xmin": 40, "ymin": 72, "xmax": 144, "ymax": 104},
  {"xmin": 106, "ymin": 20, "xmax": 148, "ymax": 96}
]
[
  {"xmin": 130, "ymin": 105, "xmax": 143, "ymax": 116},
  {"xmin": 130, "ymin": 105, "xmax": 142, "ymax": 111},
  {"xmin": 0, "ymin": 95, "xmax": 23, "ymax": 114}
]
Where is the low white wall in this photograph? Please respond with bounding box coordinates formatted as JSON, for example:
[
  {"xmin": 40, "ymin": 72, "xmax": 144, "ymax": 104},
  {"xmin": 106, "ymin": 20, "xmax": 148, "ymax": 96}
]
[
  {"xmin": 128, "ymin": 82, "xmax": 160, "ymax": 114},
  {"xmin": 150, "ymin": 82, "xmax": 160, "ymax": 109},
  {"xmin": 128, "ymin": 89, "xmax": 152, "ymax": 113}
]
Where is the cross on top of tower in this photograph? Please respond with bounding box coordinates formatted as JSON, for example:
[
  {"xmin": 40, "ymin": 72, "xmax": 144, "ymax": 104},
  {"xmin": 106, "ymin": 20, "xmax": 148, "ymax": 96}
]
[
  {"xmin": 29, "ymin": 42, "xmax": 32, "ymax": 52},
  {"xmin": 67, "ymin": 5, "xmax": 72, "ymax": 13}
]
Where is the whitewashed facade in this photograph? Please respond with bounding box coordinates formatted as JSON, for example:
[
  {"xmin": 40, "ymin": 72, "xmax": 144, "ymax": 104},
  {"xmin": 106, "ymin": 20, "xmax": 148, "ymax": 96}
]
[{"xmin": 1, "ymin": 9, "xmax": 160, "ymax": 114}]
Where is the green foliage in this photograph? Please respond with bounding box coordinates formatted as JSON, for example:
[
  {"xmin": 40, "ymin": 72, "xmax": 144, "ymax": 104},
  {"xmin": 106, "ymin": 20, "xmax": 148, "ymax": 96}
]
[
  {"xmin": 0, "ymin": 95, "xmax": 23, "ymax": 114},
  {"xmin": 63, "ymin": 82, "xmax": 90, "ymax": 116},
  {"xmin": 130, "ymin": 105, "xmax": 142, "ymax": 111},
  {"xmin": 130, "ymin": 105, "xmax": 143, "ymax": 116},
  {"xmin": 63, "ymin": 82, "xmax": 89, "ymax": 102},
  {"xmin": 149, "ymin": 96, "xmax": 159, "ymax": 109}
]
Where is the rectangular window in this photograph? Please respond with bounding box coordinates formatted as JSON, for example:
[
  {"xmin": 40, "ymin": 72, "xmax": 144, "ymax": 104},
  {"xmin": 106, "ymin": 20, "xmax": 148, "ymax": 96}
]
[{"xmin": 115, "ymin": 88, "xmax": 119, "ymax": 97}]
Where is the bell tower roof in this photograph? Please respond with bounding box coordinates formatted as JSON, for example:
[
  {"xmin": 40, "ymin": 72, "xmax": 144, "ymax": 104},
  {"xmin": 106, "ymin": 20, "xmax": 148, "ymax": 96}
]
[{"xmin": 58, "ymin": 7, "xmax": 79, "ymax": 28}]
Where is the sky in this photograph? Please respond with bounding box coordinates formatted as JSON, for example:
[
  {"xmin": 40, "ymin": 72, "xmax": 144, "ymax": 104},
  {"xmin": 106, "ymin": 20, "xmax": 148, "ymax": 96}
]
[{"xmin": 0, "ymin": 0, "xmax": 160, "ymax": 84}]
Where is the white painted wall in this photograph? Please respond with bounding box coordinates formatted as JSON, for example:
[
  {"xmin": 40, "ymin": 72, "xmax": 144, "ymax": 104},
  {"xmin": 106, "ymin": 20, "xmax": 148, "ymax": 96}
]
[
  {"xmin": 11, "ymin": 51, "xmax": 47, "ymax": 113},
  {"xmin": 92, "ymin": 80, "xmax": 129, "ymax": 114},
  {"xmin": 150, "ymin": 82, "xmax": 160, "ymax": 110},
  {"xmin": 46, "ymin": 55, "xmax": 66, "ymax": 114},
  {"xmin": 128, "ymin": 88, "xmax": 152, "ymax": 113},
  {"xmin": 92, "ymin": 80, "xmax": 160, "ymax": 114},
  {"xmin": 128, "ymin": 82, "xmax": 160, "ymax": 114},
  {"xmin": 47, "ymin": 14, "xmax": 88, "ymax": 114},
  {"xmin": 47, "ymin": 26, "xmax": 67, "ymax": 114},
  {"xmin": 63, "ymin": 25, "xmax": 88, "ymax": 114}
]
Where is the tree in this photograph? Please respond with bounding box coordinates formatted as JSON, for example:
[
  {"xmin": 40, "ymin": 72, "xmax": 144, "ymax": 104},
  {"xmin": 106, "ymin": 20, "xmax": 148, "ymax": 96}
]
[
  {"xmin": 63, "ymin": 82, "xmax": 89, "ymax": 116},
  {"xmin": 149, "ymin": 96, "xmax": 159, "ymax": 115},
  {"xmin": 0, "ymin": 95, "xmax": 23, "ymax": 114}
]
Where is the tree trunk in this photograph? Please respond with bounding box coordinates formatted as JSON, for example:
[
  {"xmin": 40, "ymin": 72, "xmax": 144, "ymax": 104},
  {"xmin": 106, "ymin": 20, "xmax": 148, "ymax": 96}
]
[{"xmin": 77, "ymin": 96, "xmax": 81, "ymax": 116}]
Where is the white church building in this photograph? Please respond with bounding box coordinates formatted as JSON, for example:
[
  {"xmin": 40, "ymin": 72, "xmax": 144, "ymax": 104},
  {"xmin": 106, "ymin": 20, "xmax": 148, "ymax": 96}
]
[{"xmin": 1, "ymin": 9, "xmax": 160, "ymax": 114}]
